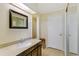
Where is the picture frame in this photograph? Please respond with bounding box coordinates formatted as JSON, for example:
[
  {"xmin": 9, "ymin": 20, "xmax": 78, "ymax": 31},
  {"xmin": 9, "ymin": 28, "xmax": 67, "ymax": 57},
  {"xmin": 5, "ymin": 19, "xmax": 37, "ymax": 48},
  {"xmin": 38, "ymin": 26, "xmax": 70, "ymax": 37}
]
[{"xmin": 9, "ymin": 9, "xmax": 28, "ymax": 29}]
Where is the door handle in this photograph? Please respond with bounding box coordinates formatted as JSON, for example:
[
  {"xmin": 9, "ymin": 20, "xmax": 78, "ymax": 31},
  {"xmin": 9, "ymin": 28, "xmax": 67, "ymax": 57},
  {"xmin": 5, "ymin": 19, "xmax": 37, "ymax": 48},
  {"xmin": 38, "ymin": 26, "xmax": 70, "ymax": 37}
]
[
  {"xmin": 68, "ymin": 34, "xmax": 71, "ymax": 37},
  {"xmin": 59, "ymin": 34, "xmax": 63, "ymax": 36},
  {"xmin": 59, "ymin": 34, "xmax": 71, "ymax": 37}
]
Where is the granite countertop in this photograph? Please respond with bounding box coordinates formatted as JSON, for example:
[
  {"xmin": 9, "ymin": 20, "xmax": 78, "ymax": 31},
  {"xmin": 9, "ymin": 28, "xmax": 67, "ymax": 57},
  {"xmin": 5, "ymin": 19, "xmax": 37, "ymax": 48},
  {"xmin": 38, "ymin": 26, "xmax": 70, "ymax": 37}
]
[{"xmin": 0, "ymin": 39, "xmax": 41, "ymax": 56}]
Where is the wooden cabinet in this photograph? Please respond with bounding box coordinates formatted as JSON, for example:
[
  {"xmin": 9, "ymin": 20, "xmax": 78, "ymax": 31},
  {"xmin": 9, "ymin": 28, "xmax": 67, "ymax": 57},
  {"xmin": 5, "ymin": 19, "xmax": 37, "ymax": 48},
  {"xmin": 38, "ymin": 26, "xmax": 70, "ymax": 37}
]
[
  {"xmin": 31, "ymin": 48, "xmax": 38, "ymax": 56},
  {"xmin": 17, "ymin": 41, "xmax": 42, "ymax": 56},
  {"xmin": 40, "ymin": 38, "xmax": 46, "ymax": 49}
]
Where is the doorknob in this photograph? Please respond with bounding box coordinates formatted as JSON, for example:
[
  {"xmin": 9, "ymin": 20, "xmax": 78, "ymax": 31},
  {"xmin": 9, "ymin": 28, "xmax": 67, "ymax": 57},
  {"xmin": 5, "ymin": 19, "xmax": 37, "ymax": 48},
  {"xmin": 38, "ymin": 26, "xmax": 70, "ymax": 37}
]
[
  {"xmin": 68, "ymin": 34, "xmax": 71, "ymax": 37},
  {"xmin": 59, "ymin": 34, "xmax": 71, "ymax": 37},
  {"xmin": 59, "ymin": 34, "xmax": 63, "ymax": 36}
]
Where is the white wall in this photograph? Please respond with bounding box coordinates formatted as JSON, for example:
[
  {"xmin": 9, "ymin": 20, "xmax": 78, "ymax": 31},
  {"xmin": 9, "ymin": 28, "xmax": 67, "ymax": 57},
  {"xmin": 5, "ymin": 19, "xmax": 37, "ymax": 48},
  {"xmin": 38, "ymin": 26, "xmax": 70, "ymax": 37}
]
[
  {"xmin": 39, "ymin": 15, "xmax": 48, "ymax": 39},
  {"xmin": 0, "ymin": 3, "xmax": 32, "ymax": 44},
  {"xmin": 76, "ymin": 4, "xmax": 79, "ymax": 54}
]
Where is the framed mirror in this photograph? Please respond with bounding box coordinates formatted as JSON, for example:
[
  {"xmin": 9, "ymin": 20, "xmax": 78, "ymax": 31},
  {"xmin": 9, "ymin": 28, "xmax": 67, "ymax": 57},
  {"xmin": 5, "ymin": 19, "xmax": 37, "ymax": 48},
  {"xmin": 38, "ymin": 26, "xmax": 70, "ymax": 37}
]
[{"xmin": 9, "ymin": 9, "xmax": 28, "ymax": 29}]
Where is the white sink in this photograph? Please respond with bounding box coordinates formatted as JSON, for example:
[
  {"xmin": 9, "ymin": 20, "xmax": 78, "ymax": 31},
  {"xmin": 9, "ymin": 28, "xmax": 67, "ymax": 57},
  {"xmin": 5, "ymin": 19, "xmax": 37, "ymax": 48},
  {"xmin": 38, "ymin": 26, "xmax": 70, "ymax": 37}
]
[{"xmin": 17, "ymin": 40, "xmax": 32, "ymax": 48}]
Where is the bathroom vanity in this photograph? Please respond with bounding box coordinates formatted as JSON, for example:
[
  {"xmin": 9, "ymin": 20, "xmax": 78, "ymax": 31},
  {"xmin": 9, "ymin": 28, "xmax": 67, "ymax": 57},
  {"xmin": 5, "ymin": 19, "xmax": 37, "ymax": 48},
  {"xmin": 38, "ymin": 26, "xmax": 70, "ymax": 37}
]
[
  {"xmin": 0, "ymin": 39, "xmax": 42, "ymax": 56},
  {"xmin": 17, "ymin": 40, "xmax": 42, "ymax": 56}
]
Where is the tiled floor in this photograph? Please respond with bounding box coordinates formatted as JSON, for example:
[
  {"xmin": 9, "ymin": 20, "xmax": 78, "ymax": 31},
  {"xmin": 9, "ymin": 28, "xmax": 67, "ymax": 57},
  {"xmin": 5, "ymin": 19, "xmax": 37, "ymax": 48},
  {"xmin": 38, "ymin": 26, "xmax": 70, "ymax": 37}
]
[{"xmin": 42, "ymin": 48, "xmax": 78, "ymax": 56}]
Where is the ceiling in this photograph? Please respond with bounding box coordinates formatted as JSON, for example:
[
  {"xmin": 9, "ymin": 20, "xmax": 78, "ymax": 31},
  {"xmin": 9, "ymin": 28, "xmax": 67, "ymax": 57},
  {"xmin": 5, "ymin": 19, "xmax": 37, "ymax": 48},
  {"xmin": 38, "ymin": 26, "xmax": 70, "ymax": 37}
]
[{"xmin": 24, "ymin": 3, "xmax": 66, "ymax": 14}]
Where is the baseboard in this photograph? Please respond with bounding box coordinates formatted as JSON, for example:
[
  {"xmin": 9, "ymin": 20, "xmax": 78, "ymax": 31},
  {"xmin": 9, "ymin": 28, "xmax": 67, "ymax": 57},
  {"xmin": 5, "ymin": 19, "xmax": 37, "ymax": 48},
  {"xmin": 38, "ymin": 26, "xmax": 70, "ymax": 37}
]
[
  {"xmin": 46, "ymin": 47, "xmax": 78, "ymax": 55},
  {"xmin": 47, "ymin": 47, "xmax": 64, "ymax": 52}
]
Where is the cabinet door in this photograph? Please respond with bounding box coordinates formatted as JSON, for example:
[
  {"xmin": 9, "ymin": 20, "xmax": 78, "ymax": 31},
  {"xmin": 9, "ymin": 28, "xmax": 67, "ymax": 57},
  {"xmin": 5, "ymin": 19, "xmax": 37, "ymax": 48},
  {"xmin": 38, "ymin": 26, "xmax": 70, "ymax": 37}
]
[
  {"xmin": 37, "ymin": 46, "xmax": 42, "ymax": 56},
  {"xmin": 26, "ymin": 52, "xmax": 32, "ymax": 56},
  {"xmin": 32, "ymin": 48, "xmax": 38, "ymax": 56}
]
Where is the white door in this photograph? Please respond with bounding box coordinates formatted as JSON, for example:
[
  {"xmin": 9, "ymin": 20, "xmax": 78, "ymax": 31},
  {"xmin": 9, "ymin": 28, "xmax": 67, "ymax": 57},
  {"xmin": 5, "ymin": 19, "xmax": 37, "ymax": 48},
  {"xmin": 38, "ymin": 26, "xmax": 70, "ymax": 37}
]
[
  {"xmin": 68, "ymin": 12, "xmax": 78, "ymax": 54},
  {"xmin": 47, "ymin": 14, "xmax": 64, "ymax": 50}
]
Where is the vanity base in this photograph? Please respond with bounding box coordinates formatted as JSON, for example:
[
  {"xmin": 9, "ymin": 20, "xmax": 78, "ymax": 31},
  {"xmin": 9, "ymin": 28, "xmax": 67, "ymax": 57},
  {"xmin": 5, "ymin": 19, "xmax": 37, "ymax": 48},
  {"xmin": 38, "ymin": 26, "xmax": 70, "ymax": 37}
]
[{"xmin": 17, "ymin": 40, "xmax": 42, "ymax": 56}]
